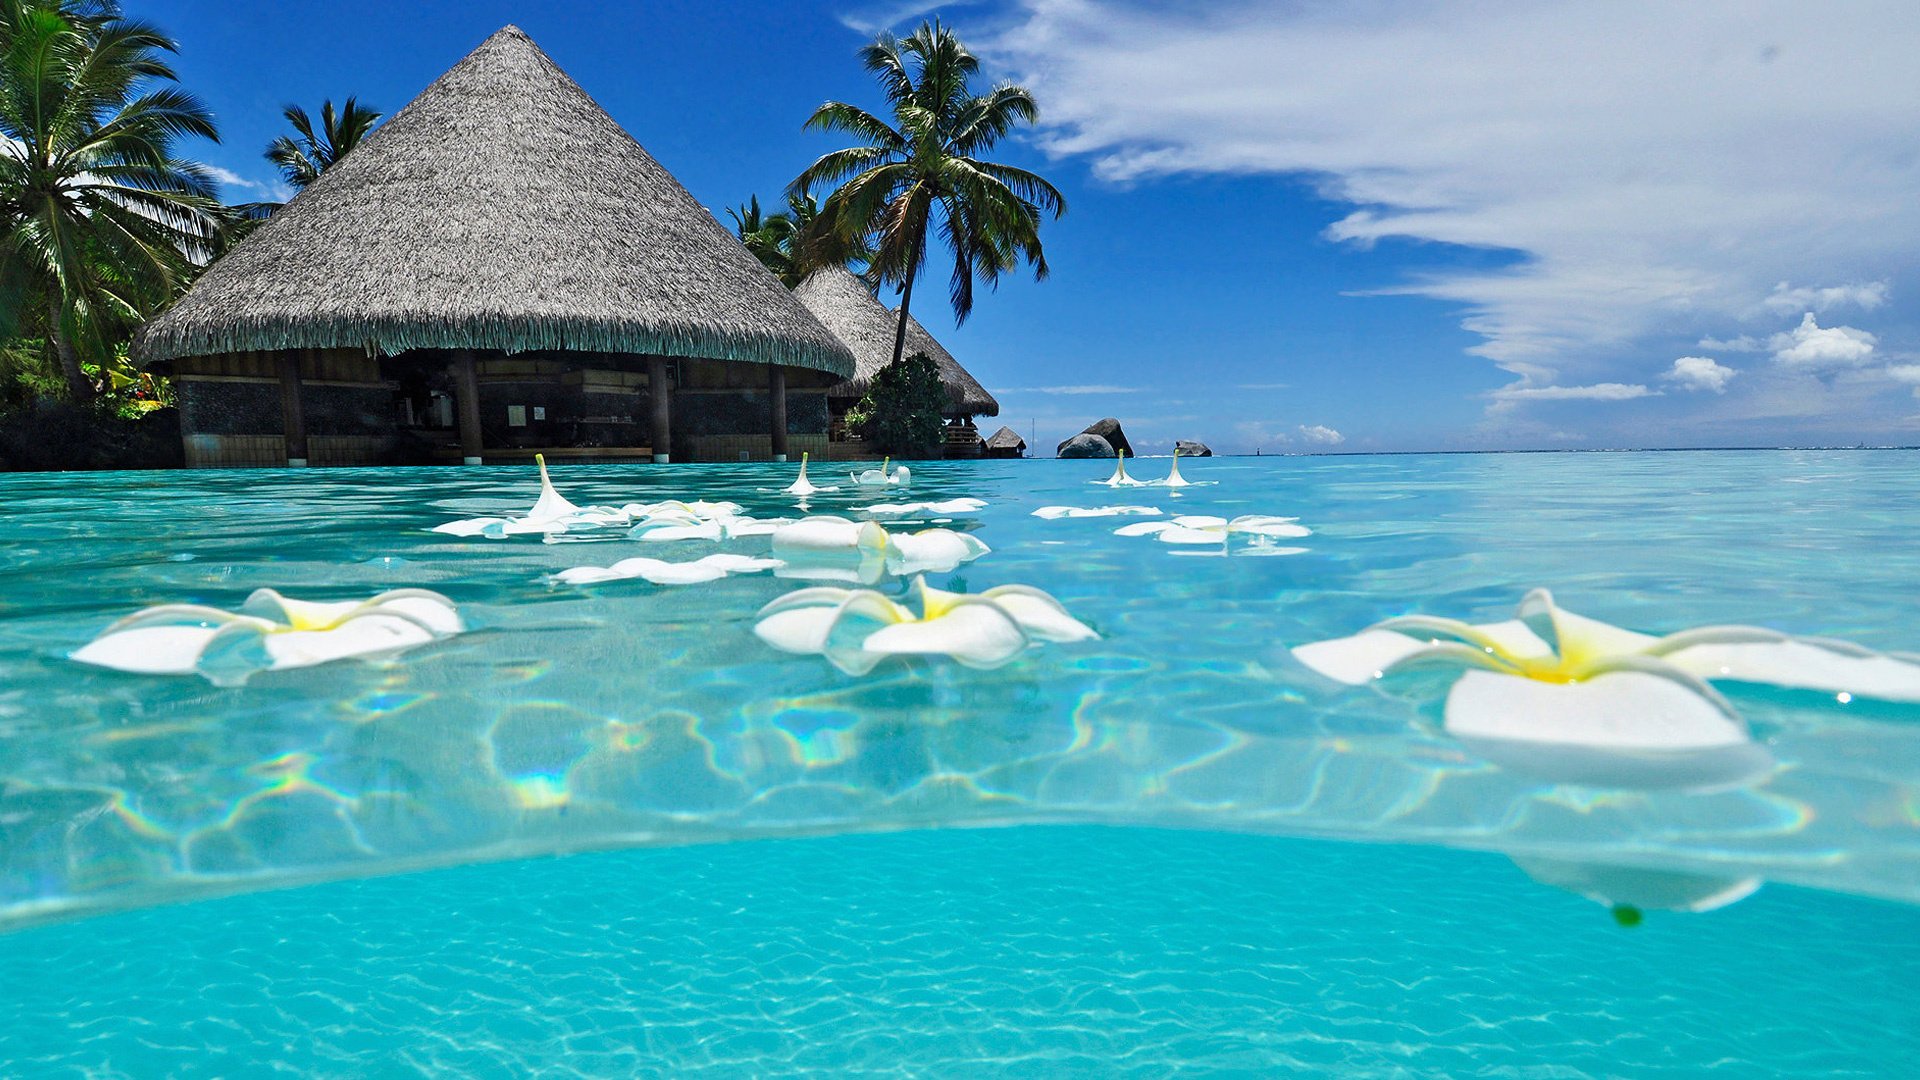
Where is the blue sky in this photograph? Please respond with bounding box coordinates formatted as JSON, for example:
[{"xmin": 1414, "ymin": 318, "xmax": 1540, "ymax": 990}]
[{"xmin": 145, "ymin": 0, "xmax": 1920, "ymax": 453}]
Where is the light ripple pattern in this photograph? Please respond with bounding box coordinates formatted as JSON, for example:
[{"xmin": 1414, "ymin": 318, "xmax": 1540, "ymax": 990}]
[
  {"xmin": 2, "ymin": 453, "xmax": 1920, "ymax": 930},
  {"xmin": 0, "ymin": 829, "xmax": 1915, "ymax": 1076}
]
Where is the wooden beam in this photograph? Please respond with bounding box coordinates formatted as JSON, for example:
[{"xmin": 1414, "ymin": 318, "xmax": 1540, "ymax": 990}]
[
  {"xmin": 769, "ymin": 364, "xmax": 788, "ymax": 462},
  {"xmin": 649, "ymin": 355, "xmax": 671, "ymax": 463},
  {"xmin": 277, "ymin": 351, "xmax": 308, "ymax": 466},
  {"xmin": 453, "ymin": 350, "xmax": 484, "ymax": 465}
]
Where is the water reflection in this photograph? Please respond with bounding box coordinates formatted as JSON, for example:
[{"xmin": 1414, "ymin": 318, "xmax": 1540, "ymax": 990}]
[{"xmin": 2, "ymin": 453, "xmax": 1919, "ymax": 930}]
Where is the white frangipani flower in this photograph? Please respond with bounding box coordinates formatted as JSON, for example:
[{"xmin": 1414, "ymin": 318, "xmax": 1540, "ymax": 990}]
[
  {"xmin": 1115, "ymin": 515, "xmax": 1311, "ymax": 546},
  {"xmin": 781, "ymin": 452, "xmax": 836, "ymax": 496},
  {"xmin": 432, "ymin": 454, "xmax": 628, "ymax": 537},
  {"xmin": 1032, "ymin": 505, "xmax": 1164, "ymax": 519},
  {"xmin": 1292, "ymin": 589, "xmax": 1920, "ymax": 789},
  {"xmin": 863, "ymin": 498, "xmax": 989, "ymax": 516},
  {"xmin": 850, "ymin": 457, "xmax": 911, "ymax": 487},
  {"xmin": 753, "ymin": 576, "xmax": 1097, "ymax": 674},
  {"xmin": 72, "ymin": 588, "xmax": 463, "ymax": 686},
  {"xmin": 1092, "ymin": 451, "xmax": 1145, "ymax": 487},
  {"xmin": 1513, "ymin": 857, "xmax": 1762, "ymax": 924},
  {"xmin": 769, "ymin": 516, "xmax": 989, "ymax": 583},
  {"xmin": 552, "ymin": 553, "xmax": 782, "ymax": 586}
]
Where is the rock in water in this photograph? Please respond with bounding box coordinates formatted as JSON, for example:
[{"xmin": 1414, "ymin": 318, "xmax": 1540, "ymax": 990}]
[
  {"xmin": 1175, "ymin": 440, "xmax": 1213, "ymax": 457},
  {"xmin": 1057, "ymin": 433, "xmax": 1116, "ymax": 459},
  {"xmin": 1077, "ymin": 418, "xmax": 1133, "ymax": 459}
]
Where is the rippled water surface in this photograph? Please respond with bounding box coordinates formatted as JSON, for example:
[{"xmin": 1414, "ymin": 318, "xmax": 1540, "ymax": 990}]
[{"xmin": 3, "ymin": 451, "xmax": 1918, "ymax": 1075}]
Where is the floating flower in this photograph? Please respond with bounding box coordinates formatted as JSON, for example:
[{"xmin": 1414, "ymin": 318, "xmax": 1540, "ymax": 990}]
[
  {"xmin": 769, "ymin": 516, "xmax": 989, "ymax": 583},
  {"xmin": 753, "ymin": 576, "xmax": 1097, "ymax": 674},
  {"xmin": 1092, "ymin": 452, "xmax": 1145, "ymax": 487},
  {"xmin": 850, "ymin": 457, "xmax": 911, "ymax": 486},
  {"xmin": 432, "ymin": 454, "xmax": 627, "ymax": 537},
  {"xmin": 1512, "ymin": 857, "xmax": 1761, "ymax": 924},
  {"xmin": 72, "ymin": 588, "xmax": 463, "ymax": 686},
  {"xmin": 863, "ymin": 498, "xmax": 989, "ymax": 516},
  {"xmin": 1292, "ymin": 589, "xmax": 1920, "ymax": 789},
  {"xmin": 552, "ymin": 553, "xmax": 781, "ymax": 586},
  {"xmin": 626, "ymin": 507, "xmax": 791, "ymax": 542},
  {"xmin": 1157, "ymin": 449, "xmax": 1192, "ymax": 488},
  {"xmin": 1031, "ymin": 505, "xmax": 1163, "ymax": 519},
  {"xmin": 781, "ymin": 452, "xmax": 836, "ymax": 496},
  {"xmin": 1115, "ymin": 515, "xmax": 1311, "ymax": 546}
]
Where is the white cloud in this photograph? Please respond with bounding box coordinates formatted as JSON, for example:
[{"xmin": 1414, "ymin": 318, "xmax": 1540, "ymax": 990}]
[
  {"xmin": 995, "ymin": 384, "xmax": 1141, "ymax": 395},
  {"xmin": 1663, "ymin": 356, "xmax": 1737, "ymax": 393},
  {"xmin": 992, "ymin": 1, "xmax": 1920, "ymax": 396},
  {"xmin": 1296, "ymin": 424, "xmax": 1344, "ymax": 445},
  {"xmin": 1769, "ymin": 313, "xmax": 1877, "ymax": 368},
  {"xmin": 204, "ymin": 165, "xmax": 293, "ymax": 202},
  {"xmin": 1886, "ymin": 364, "xmax": 1920, "ymax": 384},
  {"xmin": 1698, "ymin": 334, "xmax": 1764, "ymax": 352},
  {"xmin": 1763, "ymin": 280, "xmax": 1889, "ymax": 315},
  {"xmin": 1488, "ymin": 382, "xmax": 1658, "ymax": 413}
]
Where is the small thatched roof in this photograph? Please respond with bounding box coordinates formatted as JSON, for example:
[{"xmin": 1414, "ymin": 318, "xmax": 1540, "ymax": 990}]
[
  {"xmin": 793, "ymin": 266, "xmax": 999, "ymax": 417},
  {"xmin": 140, "ymin": 27, "xmax": 854, "ymax": 377},
  {"xmin": 985, "ymin": 426, "xmax": 1025, "ymax": 450}
]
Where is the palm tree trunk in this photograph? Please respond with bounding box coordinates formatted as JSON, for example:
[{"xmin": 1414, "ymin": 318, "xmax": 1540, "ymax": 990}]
[
  {"xmin": 890, "ymin": 259, "xmax": 918, "ymax": 368},
  {"xmin": 50, "ymin": 295, "xmax": 92, "ymax": 402}
]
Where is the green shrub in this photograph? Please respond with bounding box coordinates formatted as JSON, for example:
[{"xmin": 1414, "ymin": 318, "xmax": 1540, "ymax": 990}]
[{"xmin": 849, "ymin": 351, "xmax": 945, "ymax": 458}]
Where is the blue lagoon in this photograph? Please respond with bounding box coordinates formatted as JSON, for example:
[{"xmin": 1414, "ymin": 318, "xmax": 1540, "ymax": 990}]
[{"xmin": 3, "ymin": 451, "xmax": 1918, "ymax": 1074}]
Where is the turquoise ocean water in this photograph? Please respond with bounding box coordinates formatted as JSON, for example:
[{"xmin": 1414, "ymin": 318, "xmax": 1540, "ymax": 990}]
[{"xmin": 2, "ymin": 452, "xmax": 1918, "ymax": 1075}]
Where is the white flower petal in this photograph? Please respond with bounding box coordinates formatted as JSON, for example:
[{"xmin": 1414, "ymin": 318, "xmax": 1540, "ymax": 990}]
[
  {"xmin": 631, "ymin": 520, "xmax": 725, "ymax": 543},
  {"xmin": 861, "ymin": 600, "xmax": 1030, "ymax": 669},
  {"xmin": 1656, "ymin": 631, "xmax": 1920, "ymax": 702},
  {"xmin": 71, "ymin": 625, "xmax": 226, "ymax": 674},
  {"xmin": 1292, "ymin": 629, "xmax": 1437, "ymax": 685},
  {"xmin": 1229, "ymin": 516, "xmax": 1312, "ymax": 538},
  {"xmin": 979, "ymin": 585, "xmax": 1100, "ymax": 642},
  {"xmin": 1156, "ymin": 527, "xmax": 1229, "ymax": 545},
  {"xmin": 1113, "ymin": 521, "xmax": 1175, "ymax": 537},
  {"xmin": 432, "ymin": 517, "xmax": 510, "ymax": 537},
  {"xmin": 1170, "ymin": 515, "xmax": 1229, "ymax": 529},
  {"xmin": 1446, "ymin": 667, "xmax": 1747, "ymax": 752},
  {"xmin": 527, "ymin": 454, "xmax": 583, "ymax": 523},
  {"xmin": 888, "ymin": 529, "xmax": 990, "ymax": 573},
  {"xmin": 1033, "ymin": 505, "xmax": 1163, "ymax": 519},
  {"xmin": 364, "ymin": 590, "xmax": 463, "ymax": 635},
  {"xmin": 1512, "ymin": 857, "xmax": 1763, "ymax": 914},
  {"xmin": 256, "ymin": 613, "xmax": 439, "ymax": 670}
]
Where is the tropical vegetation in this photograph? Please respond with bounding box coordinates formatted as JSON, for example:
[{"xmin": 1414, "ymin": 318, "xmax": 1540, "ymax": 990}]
[
  {"xmin": 0, "ymin": 0, "xmax": 223, "ymax": 402},
  {"xmin": 727, "ymin": 190, "xmax": 871, "ymax": 288},
  {"xmin": 844, "ymin": 350, "xmax": 946, "ymax": 457},
  {"xmin": 790, "ymin": 19, "xmax": 1062, "ymax": 369}
]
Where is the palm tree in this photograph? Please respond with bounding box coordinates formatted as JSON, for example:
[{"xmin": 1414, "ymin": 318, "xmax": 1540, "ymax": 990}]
[
  {"xmin": 0, "ymin": 0, "xmax": 224, "ymax": 401},
  {"xmin": 727, "ymin": 194, "xmax": 801, "ymax": 286},
  {"xmin": 266, "ymin": 97, "xmax": 381, "ymax": 191},
  {"xmin": 728, "ymin": 190, "xmax": 874, "ymax": 289},
  {"xmin": 790, "ymin": 19, "xmax": 1063, "ymax": 368}
]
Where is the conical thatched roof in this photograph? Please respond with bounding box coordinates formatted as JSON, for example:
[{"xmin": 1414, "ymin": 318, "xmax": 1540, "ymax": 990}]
[
  {"xmin": 985, "ymin": 425, "xmax": 1025, "ymax": 450},
  {"xmin": 793, "ymin": 266, "xmax": 998, "ymax": 417},
  {"xmin": 139, "ymin": 27, "xmax": 854, "ymax": 377}
]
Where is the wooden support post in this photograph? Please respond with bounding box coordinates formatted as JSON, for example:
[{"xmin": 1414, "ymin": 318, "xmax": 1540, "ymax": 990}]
[
  {"xmin": 454, "ymin": 350, "xmax": 484, "ymax": 465},
  {"xmin": 649, "ymin": 355, "xmax": 671, "ymax": 463},
  {"xmin": 769, "ymin": 364, "xmax": 788, "ymax": 462},
  {"xmin": 277, "ymin": 351, "xmax": 308, "ymax": 466}
]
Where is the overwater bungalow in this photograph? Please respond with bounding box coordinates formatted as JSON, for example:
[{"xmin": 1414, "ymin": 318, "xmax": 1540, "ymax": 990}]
[
  {"xmin": 983, "ymin": 426, "xmax": 1027, "ymax": 458},
  {"xmin": 791, "ymin": 266, "xmax": 999, "ymax": 458},
  {"xmin": 138, "ymin": 27, "xmax": 856, "ymax": 467}
]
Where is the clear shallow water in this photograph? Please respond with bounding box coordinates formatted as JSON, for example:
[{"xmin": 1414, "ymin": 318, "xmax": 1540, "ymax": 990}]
[{"xmin": 3, "ymin": 452, "xmax": 1919, "ymax": 1074}]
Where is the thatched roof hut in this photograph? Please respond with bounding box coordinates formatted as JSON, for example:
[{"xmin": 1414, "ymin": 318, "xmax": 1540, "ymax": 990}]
[
  {"xmin": 983, "ymin": 425, "xmax": 1026, "ymax": 458},
  {"xmin": 140, "ymin": 26, "xmax": 853, "ymax": 378},
  {"xmin": 792, "ymin": 267, "xmax": 998, "ymax": 417}
]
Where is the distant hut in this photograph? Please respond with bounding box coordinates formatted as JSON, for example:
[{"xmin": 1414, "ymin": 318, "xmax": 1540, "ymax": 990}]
[
  {"xmin": 139, "ymin": 26, "xmax": 854, "ymax": 467},
  {"xmin": 983, "ymin": 426, "xmax": 1026, "ymax": 458},
  {"xmin": 791, "ymin": 266, "xmax": 998, "ymax": 457}
]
